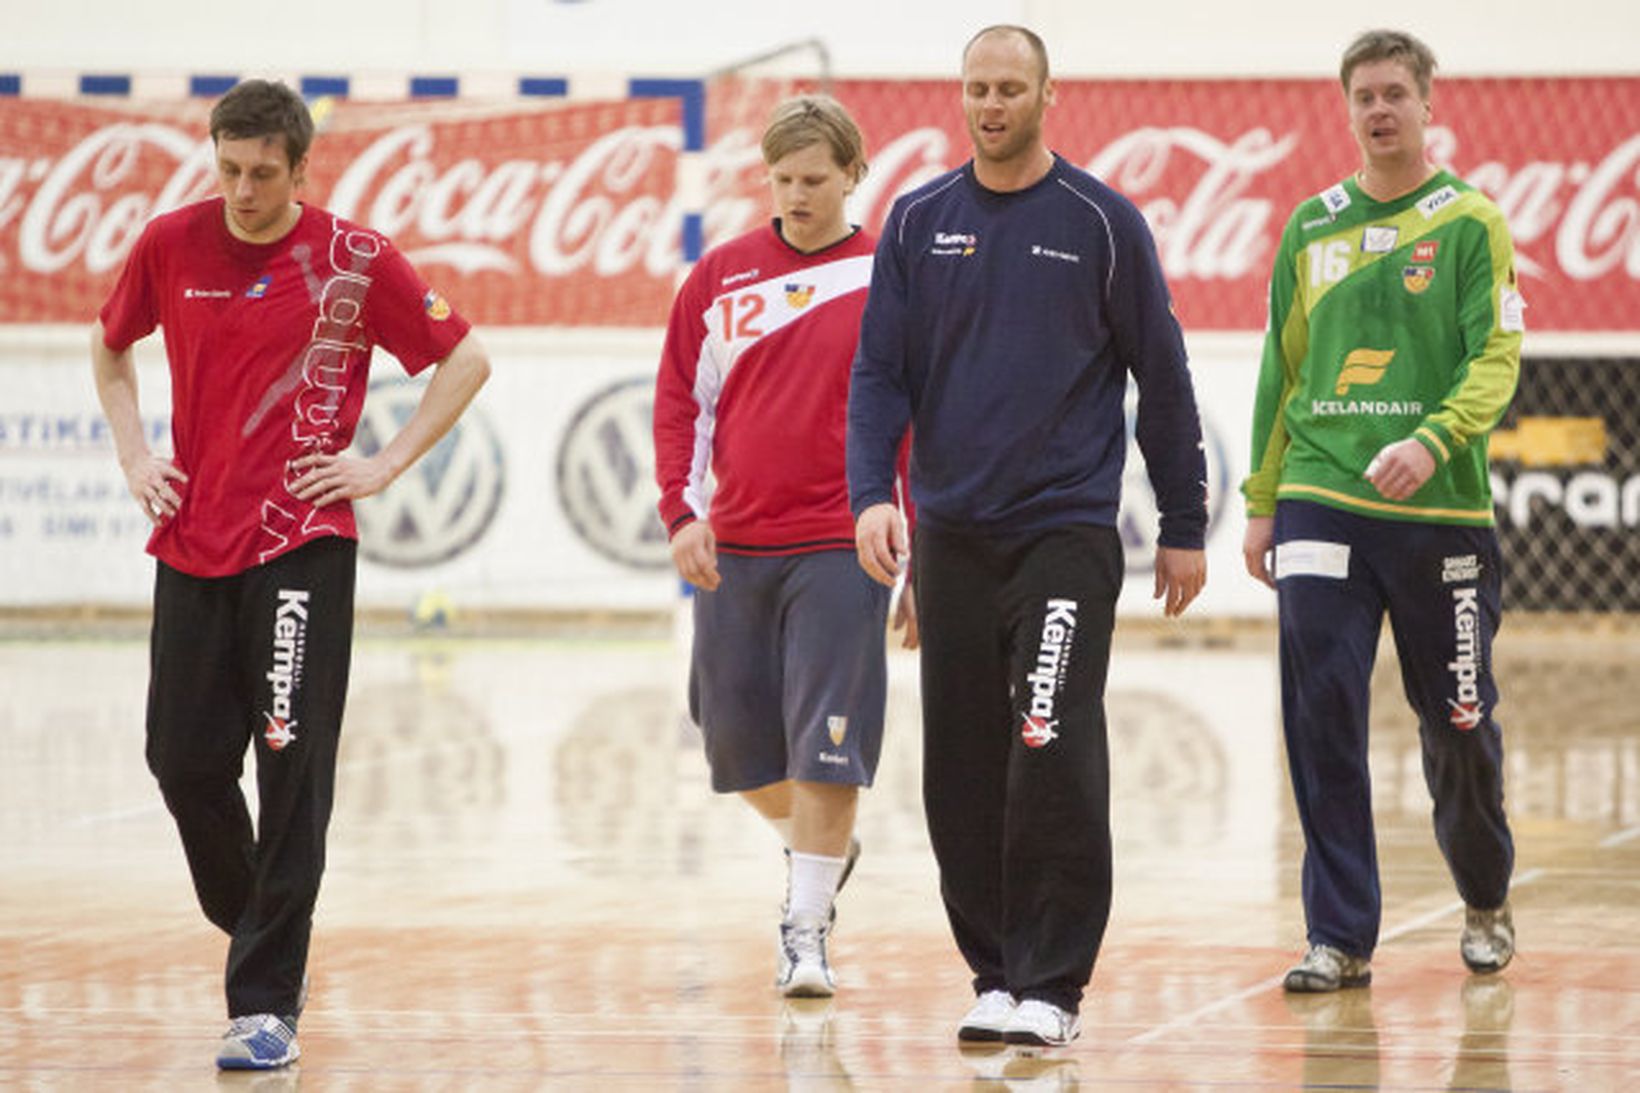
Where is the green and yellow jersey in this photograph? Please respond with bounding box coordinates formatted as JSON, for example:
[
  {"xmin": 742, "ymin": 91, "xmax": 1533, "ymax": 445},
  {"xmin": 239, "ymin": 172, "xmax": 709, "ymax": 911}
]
[{"xmin": 1242, "ymin": 170, "xmax": 1525, "ymax": 525}]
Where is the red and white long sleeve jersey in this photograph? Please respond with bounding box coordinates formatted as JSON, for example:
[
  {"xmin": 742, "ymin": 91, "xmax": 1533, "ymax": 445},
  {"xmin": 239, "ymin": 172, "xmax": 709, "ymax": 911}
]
[{"xmin": 654, "ymin": 222, "xmax": 875, "ymax": 555}]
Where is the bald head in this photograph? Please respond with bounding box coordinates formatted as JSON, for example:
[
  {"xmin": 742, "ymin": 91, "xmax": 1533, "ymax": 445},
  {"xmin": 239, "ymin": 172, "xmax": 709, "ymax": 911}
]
[{"xmin": 962, "ymin": 25, "xmax": 1050, "ymax": 85}]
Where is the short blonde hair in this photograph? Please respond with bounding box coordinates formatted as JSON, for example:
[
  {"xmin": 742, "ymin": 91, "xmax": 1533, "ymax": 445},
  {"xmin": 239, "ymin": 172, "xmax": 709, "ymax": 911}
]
[{"xmin": 761, "ymin": 94, "xmax": 868, "ymax": 183}]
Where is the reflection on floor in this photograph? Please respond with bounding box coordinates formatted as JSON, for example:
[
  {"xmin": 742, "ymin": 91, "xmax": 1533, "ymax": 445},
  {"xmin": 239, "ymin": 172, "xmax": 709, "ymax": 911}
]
[{"xmin": 2, "ymin": 624, "xmax": 1637, "ymax": 1089}]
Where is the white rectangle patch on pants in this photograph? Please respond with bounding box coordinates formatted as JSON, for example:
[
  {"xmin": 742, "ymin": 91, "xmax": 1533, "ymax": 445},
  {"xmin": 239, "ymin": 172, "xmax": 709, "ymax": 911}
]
[{"xmin": 1275, "ymin": 539, "xmax": 1351, "ymax": 580}]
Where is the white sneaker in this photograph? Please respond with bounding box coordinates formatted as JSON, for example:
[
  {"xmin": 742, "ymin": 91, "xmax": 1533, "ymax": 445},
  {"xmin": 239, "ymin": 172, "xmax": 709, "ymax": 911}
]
[
  {"xmin": 1003, "ymin": 998, "xmax": 1081, "ymax": 1047},
  {"xmin": 957, "ymin": 989, "xmax": 1016, "ymax": 1042},
  {"xmin": 1283, "ymin": 943, "xmax": 1372, "ymax": 992},
  {"xmin": 777, "ymin": 920, "xmax": 835, "ymax": 998},
  {"xmin": 1461, "ymin": 902, "xmax": 1515, "ymax": 973},
  {"xmin": 216, "ymin": 1013, "xmax": 299, "ymax": 1070}
]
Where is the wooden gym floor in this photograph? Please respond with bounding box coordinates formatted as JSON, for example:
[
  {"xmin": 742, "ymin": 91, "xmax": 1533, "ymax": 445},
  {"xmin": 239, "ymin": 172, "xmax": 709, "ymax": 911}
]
[{"xmin": 2, "ymin": 621, "xmax": 1637, "ymax": 1090}]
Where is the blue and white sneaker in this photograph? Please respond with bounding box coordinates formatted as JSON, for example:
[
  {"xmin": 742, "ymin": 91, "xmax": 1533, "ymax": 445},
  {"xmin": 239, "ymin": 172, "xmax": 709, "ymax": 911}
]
[
  {"xmin": 216, "ymin": 1013, "xmax": 299, "ymax": 1070},
  {"xmin": 777, "ymin": 920, "xmax": 835, "ymax": 998}
]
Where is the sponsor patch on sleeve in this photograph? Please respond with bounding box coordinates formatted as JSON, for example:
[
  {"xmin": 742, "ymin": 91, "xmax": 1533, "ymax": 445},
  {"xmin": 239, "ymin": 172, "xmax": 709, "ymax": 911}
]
[
  {"xmin": 1274, "ymin": 539, "xmax": 1351, "ymax": 581},
  {"xmin": 1499, "ymin": 286, "xmax": 1527, "ymax": 333}
]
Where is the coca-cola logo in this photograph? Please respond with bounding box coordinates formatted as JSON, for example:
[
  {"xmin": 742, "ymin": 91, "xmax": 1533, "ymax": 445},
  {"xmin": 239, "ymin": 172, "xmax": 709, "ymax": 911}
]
[
  {"xmin": 5, "ymin": 124, "xmax": 215, "ymax": 275},
  {"xmin": 3, "ymin": 83, "xmax": 1637, "ymax": 328},
  {"xmin": 325, "ymin": 123, "xmax": 746, "ymax": 279},
  {"xmin": 1433, "ymin": 128, "xmax": 1640, "ymax": 281},
  {"xmin": 1090, "ymin": 126, "xmax": 1296, "ymax": 280}
]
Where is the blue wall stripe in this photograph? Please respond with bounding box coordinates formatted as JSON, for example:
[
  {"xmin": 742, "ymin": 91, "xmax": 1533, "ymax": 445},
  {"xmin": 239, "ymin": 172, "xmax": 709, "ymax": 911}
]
[
  {"xmin": 409, "ymin": 76, "xmax": 459, "ymax": 98},
  {"xmin": 628, "ymin": 78, "xmax": 705, "ymax": 152},
  {"xmin": 0, "ymin": 75, "xmax": 20, "ymax": 96},
  {"xmin": 518, "ymin": 77, "xmax": 569, "ymax": 97},
  {"xmin": 300, "ymin": 76, "xmax": 350, "ymax": 98},
  {"xmin": 189, "ymin": 75, "xmax": 238, "ymax": 97},
  {"xmin": 79, "ymin": 74, "xmax": 132, "ymax": 96},
  {"xmin": 680, "ymin": 212, "xmax": 705, "ymax": 264}
]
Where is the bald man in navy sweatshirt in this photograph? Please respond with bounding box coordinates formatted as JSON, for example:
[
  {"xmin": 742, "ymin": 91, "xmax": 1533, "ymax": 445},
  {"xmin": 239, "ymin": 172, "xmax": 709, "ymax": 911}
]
[{"xmin": 847, "ymin": 24, "xmax": 1209, "ymax": 1048}]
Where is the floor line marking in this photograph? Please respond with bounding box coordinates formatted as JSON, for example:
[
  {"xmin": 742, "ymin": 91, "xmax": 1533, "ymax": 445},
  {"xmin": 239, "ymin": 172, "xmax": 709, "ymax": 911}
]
[
  {"xmin": 1598, "ymin": 826, "xmax": 1640, "ymax": 849},
  {"xmin": 1123, "ymin": 867, "xmax": 1545, "ymax": 1046}
]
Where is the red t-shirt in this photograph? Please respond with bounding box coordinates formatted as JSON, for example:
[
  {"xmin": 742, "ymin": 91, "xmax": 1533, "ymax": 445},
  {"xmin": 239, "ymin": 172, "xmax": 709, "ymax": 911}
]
[
  {"xmin": 653, "ymin": 222, "xmax": 878, "ymax": 554},
  {"xmin": 100, "ymin": 198, "xmax": 471, "ymax": 577}
]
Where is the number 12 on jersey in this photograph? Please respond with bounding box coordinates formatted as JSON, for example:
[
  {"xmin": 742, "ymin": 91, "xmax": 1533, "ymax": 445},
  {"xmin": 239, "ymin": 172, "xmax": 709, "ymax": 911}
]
[{"xmin": 718, "ymin": 293, "xmax": 766, "ymax": 342}]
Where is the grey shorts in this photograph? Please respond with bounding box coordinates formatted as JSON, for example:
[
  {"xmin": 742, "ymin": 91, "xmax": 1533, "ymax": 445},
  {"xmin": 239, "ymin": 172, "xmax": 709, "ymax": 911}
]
[{"xmin": 688, "ymin": 549, "xmax": 890, "ymax": 793}]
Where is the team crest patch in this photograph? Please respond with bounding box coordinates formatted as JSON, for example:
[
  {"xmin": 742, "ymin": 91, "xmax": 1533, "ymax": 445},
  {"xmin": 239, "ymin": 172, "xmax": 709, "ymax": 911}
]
[
  {"xmin": 786, "ymin": 283, "xmax": 816, "ymax": 309},
  {"xmin": 1402, "ymin": 266, "xmax": 1436, "ymax": 294},
  {"xmin": 246, "ymin": 274, "xmax": 272, "ymax": 299},
  {"xmin": 424, "ymin": 290, "xmax": 452, "ymax": 320},
  {"xmin": 827, "ymin": 715, "xmax": 848, "ymax": 746}
]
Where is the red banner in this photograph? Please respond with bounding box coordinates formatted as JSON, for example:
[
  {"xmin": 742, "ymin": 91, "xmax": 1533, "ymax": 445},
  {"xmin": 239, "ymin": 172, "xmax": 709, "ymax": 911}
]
[{"xmin": 3, "ymin": 78, "xmax": 1637, "ymax": 330}]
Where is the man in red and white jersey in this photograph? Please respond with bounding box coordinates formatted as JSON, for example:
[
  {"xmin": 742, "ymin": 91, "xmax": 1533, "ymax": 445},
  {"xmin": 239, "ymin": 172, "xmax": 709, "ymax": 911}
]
[
  {"xmin": 90, "ymin": 79, "xmax": 490, "ymax": 1071},
  {"xmin": 653, "ymin": 94, "xmax": 914, "ymax": 999}
]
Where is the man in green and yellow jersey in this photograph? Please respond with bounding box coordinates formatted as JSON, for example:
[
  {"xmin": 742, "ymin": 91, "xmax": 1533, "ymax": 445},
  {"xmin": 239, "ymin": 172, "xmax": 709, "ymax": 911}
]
[{"xmin": 1241, "ymin": 29, "xmax": 1526, "ymax": 994}]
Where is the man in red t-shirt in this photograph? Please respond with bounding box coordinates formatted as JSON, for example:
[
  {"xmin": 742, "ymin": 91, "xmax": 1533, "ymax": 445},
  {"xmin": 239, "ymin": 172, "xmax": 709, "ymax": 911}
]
[{"xmin": 90, "ymin": 80, "xmax": 490, "ymax": 1071}]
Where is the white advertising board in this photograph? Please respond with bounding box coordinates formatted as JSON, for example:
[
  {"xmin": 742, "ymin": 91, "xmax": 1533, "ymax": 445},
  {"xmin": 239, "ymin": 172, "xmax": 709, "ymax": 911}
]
[{"xmin": 0, "ymin": 330, "xmax": 1268, "ymax": 617}]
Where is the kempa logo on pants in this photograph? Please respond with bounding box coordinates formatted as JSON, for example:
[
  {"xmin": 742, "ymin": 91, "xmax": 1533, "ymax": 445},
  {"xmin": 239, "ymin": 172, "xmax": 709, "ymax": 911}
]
[
  {"xmin": 1447, "ymin": 587, "xmax": 1483, "ymax": 730},
  {"xmin": 263, "ymin": 589, "xmax": 310, "ymax": 751},
  {"xmin": 1022, "ymin": 599, "xmax": 1077, "ymax": 748}
]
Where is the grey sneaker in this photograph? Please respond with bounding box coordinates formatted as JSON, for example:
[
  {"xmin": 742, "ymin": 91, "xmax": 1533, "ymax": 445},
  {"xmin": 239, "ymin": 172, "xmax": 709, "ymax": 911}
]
[
  {"xmin": 957, "ymin": 989, "xmax": 1016, "ymax": 1042},
  {"xmin": 777, "ymin": 920, "xmax": 835, "ymax": 998},
  {"xmin": 1283, "ymin": 944, "xmax": 1372, "ymax": 992},
  {"xmin": 1461, "ymin": 902, "xmax": 1515, "ymax": 973},
  {"xmin": 1003, "ymin": 999, "xmax": 1081, "ymax": 1047}
]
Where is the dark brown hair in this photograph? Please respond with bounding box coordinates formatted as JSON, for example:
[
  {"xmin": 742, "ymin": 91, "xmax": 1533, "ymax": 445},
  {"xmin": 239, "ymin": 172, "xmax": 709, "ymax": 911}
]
[{"xmin": 209, "ymin": 79, "xmax": 315, "ymax": 168}]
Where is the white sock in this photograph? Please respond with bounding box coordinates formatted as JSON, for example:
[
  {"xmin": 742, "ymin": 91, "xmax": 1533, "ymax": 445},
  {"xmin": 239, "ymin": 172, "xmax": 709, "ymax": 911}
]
[{"xmin": 786, "ymin": 850, "xmax": 846, "ymax": 927}]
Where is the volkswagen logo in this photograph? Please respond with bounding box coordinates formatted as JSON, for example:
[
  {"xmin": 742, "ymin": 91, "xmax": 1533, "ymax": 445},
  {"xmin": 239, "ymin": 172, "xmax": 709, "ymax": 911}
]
[
  {"xmin": 1117, "ymin": 390, "xmax": 1233, "ymax": 574},
  {"xmin": 556, "ymin": 376, "xmax": 670, "ymax": 570},
  {"xmin": 350, "ymin": 378, "xmax": 505, "ymax": 567}
]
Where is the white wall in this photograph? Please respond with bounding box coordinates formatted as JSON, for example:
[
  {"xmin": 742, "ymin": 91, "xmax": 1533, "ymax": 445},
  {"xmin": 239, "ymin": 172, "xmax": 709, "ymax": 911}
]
[{"xmin": 7, "ymin": 0, "xmax": 1637, "ymax": 77}]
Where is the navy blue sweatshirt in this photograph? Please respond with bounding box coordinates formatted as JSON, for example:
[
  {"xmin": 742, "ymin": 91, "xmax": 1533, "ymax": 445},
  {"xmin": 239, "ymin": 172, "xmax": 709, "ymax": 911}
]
[{"xmin": 848, "ymin": 155, "xmax": 1208, "ymax": 547}]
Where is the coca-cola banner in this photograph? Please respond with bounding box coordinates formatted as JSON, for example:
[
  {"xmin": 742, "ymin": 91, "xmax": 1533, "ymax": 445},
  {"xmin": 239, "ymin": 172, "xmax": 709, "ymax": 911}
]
[
  {"xmin": 3, "ymin": 77, "xmax": 1637, "ymax": 330},
  {"xmin": 0, "ymin": 95, "xmax": 689, "ymax": 325}
]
